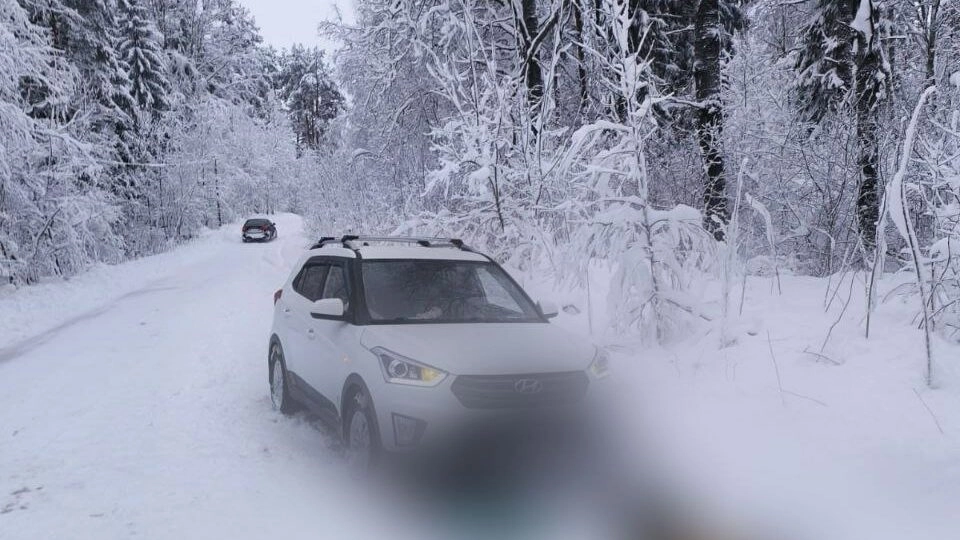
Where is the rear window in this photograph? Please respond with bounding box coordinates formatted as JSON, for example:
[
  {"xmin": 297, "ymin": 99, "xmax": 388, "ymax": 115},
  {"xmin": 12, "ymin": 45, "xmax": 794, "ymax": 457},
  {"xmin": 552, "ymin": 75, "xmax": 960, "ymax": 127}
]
[{"xmin": 244, "ymin": 219, "xmax": 270, "ymax": 227}]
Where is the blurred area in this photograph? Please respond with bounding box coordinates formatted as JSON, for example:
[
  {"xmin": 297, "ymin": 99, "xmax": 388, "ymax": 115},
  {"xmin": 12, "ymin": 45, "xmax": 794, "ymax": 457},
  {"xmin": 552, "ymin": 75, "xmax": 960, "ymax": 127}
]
[{"xmin": 319, "ymin": 387, "xmax": 784, "ymax": 540}]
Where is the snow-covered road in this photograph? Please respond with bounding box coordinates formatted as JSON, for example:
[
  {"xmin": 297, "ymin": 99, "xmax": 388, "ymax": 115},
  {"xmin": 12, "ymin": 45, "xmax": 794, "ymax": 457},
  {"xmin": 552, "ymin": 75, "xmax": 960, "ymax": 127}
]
[{"xmin": 0, "ymin": 215, "xmax": 373, "ymax": 539}]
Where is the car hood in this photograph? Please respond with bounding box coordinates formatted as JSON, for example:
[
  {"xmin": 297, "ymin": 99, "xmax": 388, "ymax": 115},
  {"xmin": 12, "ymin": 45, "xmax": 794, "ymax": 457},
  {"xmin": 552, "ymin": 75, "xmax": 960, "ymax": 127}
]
[{"xmin": 359, "ymin": 323, "xmax": 594, "ymax": 376}]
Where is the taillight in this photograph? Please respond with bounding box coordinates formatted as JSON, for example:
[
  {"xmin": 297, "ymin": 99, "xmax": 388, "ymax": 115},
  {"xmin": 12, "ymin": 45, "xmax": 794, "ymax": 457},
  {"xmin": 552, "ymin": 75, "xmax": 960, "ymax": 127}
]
[{"xmin": 273, "ymin": 289, "xmax": 282, "ymax": 305}]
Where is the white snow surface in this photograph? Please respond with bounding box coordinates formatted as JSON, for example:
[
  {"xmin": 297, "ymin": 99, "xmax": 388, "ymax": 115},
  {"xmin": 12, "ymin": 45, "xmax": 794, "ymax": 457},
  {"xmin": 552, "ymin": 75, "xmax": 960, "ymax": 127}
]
[
  {"xmin": 523, "ymin": 265, "xmax": 960, "ymax": 540},
  {"xmin": 0, "ymin": 215, "xmax": 410, "ymax": 539},
  {"xmin": 1, "ymin": 214, "xmax": 959, "ymax": 539}
]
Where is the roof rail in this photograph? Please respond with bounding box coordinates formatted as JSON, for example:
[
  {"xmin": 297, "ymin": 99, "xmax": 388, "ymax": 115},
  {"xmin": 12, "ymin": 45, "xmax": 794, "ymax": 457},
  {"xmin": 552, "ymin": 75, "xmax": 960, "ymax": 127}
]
[
  {"xmin": 308, "ymin": 237, "xmax": 339, "ymax": 249},
  {"xmin": 311, "ymin": 235, "xmax": 471, "ymax": 252}
]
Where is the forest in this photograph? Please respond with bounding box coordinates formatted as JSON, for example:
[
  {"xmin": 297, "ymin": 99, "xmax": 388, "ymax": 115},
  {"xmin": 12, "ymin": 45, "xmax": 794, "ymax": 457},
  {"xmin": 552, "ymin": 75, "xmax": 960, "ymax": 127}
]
[
  {"xmin": 1, "ymin": 0, "xmax": 342, "ymax": 284},
  {"xmin": 3, "ymin": 0, "xmax": 960, "ymax": 353}
]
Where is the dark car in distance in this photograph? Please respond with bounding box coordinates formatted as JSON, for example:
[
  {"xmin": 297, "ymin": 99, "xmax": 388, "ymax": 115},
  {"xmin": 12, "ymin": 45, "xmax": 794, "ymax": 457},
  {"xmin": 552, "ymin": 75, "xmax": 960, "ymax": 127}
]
[{"xmin": 242, "ymin": 218, "xmax": 277, "ymax": 242}]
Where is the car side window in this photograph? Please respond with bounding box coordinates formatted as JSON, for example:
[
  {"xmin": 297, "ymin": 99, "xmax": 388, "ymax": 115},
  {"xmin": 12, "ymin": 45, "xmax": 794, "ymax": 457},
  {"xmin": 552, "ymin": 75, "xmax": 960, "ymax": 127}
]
[
  {"xmin": 292, "ymin": 267, "xmax": 307, "ymax": 293},
  {"xmin": 293, "ymin": 264, "xmax": 329, "ymax": 302},
  {"xmin": 321, "ymin": 265, "xmax": 350, "ymax": 311}
]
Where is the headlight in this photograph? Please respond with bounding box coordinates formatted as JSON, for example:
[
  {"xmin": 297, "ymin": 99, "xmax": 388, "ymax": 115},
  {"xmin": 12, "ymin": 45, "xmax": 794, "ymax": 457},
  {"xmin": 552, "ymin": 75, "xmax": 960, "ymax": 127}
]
[
  {"xmin": 372, "ymin": 347, "xmax": 448, "ymax": 387},
  {"xmin": 588, "ymin": 346, "xmax": 610, "ymax": 379}
]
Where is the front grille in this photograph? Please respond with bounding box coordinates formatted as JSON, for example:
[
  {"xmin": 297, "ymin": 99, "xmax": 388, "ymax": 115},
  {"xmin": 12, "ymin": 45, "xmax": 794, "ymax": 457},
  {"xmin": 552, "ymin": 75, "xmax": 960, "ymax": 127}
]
[{"xmin": 450, "ymin": 371, "xmax": 589, "ymax": 409}]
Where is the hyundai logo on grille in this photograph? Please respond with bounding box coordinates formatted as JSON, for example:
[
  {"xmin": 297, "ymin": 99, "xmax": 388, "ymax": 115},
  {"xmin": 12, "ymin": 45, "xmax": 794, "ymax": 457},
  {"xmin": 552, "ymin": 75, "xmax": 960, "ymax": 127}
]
[{"xmin": 514, "ymin": 378, "xmax": 543, "ymax": 394}]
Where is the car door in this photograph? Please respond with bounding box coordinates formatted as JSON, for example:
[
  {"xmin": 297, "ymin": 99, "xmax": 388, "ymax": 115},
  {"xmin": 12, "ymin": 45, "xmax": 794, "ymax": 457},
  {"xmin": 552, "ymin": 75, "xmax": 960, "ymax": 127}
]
[
  {"xmin": 275, "ymin": 263, "xmax": 309, "ymax": 366},
  {"xmin": 284, "ymin": 262, "xmax": 328, "ymax": 393},
  {"xmin": 304, "ymin": 261, "xmax": 354, "ymax": 407}
]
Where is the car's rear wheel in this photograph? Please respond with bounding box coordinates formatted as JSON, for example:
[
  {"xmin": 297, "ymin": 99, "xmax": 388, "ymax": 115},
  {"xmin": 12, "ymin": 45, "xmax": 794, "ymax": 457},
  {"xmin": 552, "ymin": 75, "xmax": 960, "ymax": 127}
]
[
  {"xmin": 344, "ymin": 390, "xmax": 380, "ymax": 475},
  {"xmin": 269, "ymin": 342, "xmax": 296, "ymax": 415}
]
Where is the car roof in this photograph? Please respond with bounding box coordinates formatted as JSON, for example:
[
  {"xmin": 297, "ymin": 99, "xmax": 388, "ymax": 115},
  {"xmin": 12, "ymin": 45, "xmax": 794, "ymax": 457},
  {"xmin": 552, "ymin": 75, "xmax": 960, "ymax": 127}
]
[
  {"xmin": 309, "ymin": 244, "xmax": 489, "ymax": 262},
  {"xmin": 359, "ymin": 246, "xmax": 488, "ymax": 261}
]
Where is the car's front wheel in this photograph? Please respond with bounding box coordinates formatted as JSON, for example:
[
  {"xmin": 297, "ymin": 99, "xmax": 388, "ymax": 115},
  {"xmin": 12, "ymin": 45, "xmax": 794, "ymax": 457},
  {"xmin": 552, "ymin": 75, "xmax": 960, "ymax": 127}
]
[
  {"xmin": 344, "ymin": 390, "xmax": 381, "ymax": 475},
  {"xmin": 269, "ymin": 342, "xmax": 296, "ymax": 415}
]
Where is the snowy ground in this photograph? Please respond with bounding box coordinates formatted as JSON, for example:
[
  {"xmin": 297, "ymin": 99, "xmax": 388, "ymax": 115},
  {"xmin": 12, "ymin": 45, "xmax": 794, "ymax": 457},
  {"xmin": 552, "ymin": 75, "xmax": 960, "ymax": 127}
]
[
  {"xmin": 2, "ymin": 215, "xmax": 959, "ymax": 539},
  {"xmin": 0, "ymin": 215, "xmax": 383, "ymax": 539},
  {"xmin": 529, "ymin": 266, "xmax": 960, "ymax": 540}
]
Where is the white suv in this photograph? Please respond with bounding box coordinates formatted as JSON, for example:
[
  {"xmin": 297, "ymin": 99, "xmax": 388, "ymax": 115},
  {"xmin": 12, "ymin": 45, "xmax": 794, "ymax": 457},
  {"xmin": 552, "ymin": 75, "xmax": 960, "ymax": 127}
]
[{"xmin": 268, "ymin": 236, "xmax": 608, "ymax": 468}]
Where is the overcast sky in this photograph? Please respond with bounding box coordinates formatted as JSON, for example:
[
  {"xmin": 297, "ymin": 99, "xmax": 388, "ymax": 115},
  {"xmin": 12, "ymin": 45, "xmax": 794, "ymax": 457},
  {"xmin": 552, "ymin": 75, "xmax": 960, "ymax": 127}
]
[{"xmin": 240, "ymin": 0, "xmax": 355, "ymax": 54}]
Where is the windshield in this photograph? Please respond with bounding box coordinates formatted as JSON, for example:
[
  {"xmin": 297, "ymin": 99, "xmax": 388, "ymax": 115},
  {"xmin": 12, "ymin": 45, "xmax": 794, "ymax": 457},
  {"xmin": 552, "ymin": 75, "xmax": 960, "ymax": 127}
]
[{"xmin": 360, "ymin": 260, "xmax": 543, "ymax": 323}]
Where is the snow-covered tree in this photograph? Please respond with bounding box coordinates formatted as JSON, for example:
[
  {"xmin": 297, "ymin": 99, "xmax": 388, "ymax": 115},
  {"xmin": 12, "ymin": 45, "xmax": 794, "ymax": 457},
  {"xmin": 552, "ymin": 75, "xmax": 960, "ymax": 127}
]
[
  {"xmin": 119, "ymin": 0, "xmax": 171, "ymax": 120},
  {"xmin": 1, "ymin": 0, "xmax": 122, "ymax": 284},
  {"xmin": 694, "ymin": 0, "xmax": 728, "ymax": 240},
  {"xmin": 276, "ymin": 45, "xmax": 344, "ymax": 155},
  {"xmin": 4, "ymin": 0, "xmax": 335, "ymax": 282},
  {"xmin": 561, "ymin": 0, "xmax": 715, "ymax": 340},
  {"xmin": 793, "ymin": 0, "xmax": 890, "ymax": 256}
]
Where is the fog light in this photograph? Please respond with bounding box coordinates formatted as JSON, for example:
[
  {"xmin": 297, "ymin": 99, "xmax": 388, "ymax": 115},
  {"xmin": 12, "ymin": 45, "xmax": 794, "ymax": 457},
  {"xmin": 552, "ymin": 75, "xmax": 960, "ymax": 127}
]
[{"xmin": 392, "ymin": 413, "xmax": 425, "ymax": 447}]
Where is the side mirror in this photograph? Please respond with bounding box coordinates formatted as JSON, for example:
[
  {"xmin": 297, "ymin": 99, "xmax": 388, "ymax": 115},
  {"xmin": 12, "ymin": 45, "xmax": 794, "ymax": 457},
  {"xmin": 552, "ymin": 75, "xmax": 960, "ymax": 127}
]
[
  {"xmin": 311, "ymin": 298, "xmax": 345, "ymax": 319},
  {"xmin": 538, "ymin": 300, "xmax": 559, "ymax": 319}
]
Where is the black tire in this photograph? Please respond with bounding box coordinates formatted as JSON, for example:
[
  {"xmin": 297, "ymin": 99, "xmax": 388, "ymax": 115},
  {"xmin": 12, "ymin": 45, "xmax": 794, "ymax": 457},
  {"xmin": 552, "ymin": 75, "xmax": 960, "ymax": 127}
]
[
  {"xmin": 242, "ymin": 237, "xmax": 249, "ymax": 243},
  {"xmin": 343, "ymin": 389, "xmax": 382, "ymax": 474},
  {"xmin": 269, "ymin": 341, "xmax": 297, "ymax": 415}
]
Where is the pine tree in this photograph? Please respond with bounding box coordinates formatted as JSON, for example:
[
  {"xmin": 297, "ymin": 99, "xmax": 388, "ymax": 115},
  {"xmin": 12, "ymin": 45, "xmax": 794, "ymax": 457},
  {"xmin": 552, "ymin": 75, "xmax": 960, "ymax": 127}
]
[
  {"xmin": 794, "ymin": 1, "xmax": 856, "ymax": 122},
  {"xmin": 630, "ymin": 0, "xmax": 696, "ymax": 96},
  {"xmin": 598, "ymin": 0, "xmax": 692, "ymax": 121},
  {"xmin": 794, "ymin": 0, "xmax": 890, "ymax": 253},
  {"xmin": 276, "ymin": 45, "xmax": 344, "ymax": 156},
  {"xmin": 67, "ymin": 0, "xmax": 138, "ymax": 173},
  {"xmin": 17, "ymin": 0, "xmax": 136, "ymax": 162},
  {"xmin": 611, "ymin": 1, "xmax": 746, "ymax": 239},
  {"xmin": 196, "ymin": 1, "xmax": 273, "ymax": 115},
  {"xmin": 610, "ymin": 1, "xmax": 746, "ymax": 107},
  {"xmin": 118, "ymin": 0, "xmax": 171, "ymax": 121},
  {"xmin": 69, "ymin": 0, "xmax": 136, "ymax": 122}
]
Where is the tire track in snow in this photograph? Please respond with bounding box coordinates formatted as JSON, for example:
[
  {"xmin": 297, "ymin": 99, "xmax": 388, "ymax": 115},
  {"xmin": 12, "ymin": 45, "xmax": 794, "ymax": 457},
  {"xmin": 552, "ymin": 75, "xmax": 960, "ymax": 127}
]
[{"xmin": 0, "ymin": 285, "xmax": 180, "ymax": 365}]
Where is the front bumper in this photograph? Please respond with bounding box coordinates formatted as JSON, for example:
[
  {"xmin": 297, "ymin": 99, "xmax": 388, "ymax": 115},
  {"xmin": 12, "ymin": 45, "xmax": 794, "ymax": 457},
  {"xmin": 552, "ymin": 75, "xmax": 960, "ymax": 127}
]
[{"xmin": 373, "ymin": 373, "xmax": 601, "ymax": 452}]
